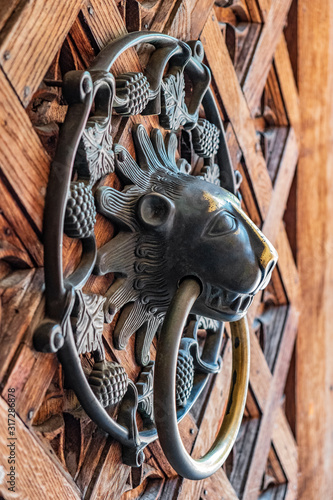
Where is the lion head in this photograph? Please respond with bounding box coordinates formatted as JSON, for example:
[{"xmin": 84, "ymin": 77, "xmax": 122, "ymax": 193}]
[{"xmin": 94, "ymin": 124, "xmax": 277, "ymax": 365}]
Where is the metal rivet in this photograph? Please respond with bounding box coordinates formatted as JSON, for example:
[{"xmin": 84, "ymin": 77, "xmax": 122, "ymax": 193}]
[
  {"xmin": 144, "ymin": 24, "xmax": 148, "ymax": 29},
  {"xmin": 212, "ymin": 15, "xmax": 215, "ymax": 21},
  {"xmin": 23, "ymin": 86, "xmax": 30, "ymax": 99},
  {"xmin": 3, "ymin": 51, "xmax": 10, "ymax": 61},
  {"xmin": 87, "ymin": 5, "xmax": 94, "ymax": 15},
  {"xmin": 5, "ymin": 228, "xmax": 11, "ymax": 236},
  {"xmin": 82, "ymin": 77, "xmax": 92, "ymax": 94},
  {"xmin": 28, "ymin": 409, "xmax": 34, "ymax": 420},
  {"xmin": 118, "ymin": 150, "xmax": 126, "ymax": 162},
  {"xmin": 204, "ymin": 490, "xmax": 208, "ymax": 495},
  {"xmin": 190, "ymin": 428, "xmax": 195, "ymax": 435}
]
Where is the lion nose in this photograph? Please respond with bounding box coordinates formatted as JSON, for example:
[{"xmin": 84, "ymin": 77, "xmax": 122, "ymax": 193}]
[{"xmin": 259, "ymin": 239, "xmax": 278, "ymax": 290}]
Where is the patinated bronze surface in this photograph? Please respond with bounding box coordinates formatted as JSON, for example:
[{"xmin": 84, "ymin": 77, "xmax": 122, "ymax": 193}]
[{"xmin": 33, "ymin": 32, "xmax": 277, "ymax": 478}]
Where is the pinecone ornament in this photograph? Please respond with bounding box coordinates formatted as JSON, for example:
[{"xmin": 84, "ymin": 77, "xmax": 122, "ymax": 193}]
[
  {"xmin": 115, "ymin": 72, "xmax": 150, "ymax": 115},
  {"xmin": 192, "ymin": 118, "xmax": 220, "ymax": 158},
  {"xmin": 88, "ymin": 361, "xmax": 129, "ymax": 408},
  {"xmin": 176, "ymin": 349, "xmax": 194, "ymax": 407},
  {"xmin": 64, "ymin": 181, "xmax": 96, "ymax": 239}
]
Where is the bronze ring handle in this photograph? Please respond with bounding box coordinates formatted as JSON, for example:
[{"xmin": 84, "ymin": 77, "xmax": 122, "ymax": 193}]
[{"xmin": 154, "ymin": 278, "xmax": 250, "ymax": 480}]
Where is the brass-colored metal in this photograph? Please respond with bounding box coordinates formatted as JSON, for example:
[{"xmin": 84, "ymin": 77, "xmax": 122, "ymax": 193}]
[{"xmin": 154, "ymin": 278, "xmax": 250, "ymax": 480}]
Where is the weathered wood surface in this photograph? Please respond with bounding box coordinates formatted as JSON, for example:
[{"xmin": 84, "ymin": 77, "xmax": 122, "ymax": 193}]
[
  {"xmin": 0, "ymin": 0, "xmax": 327, "ymax": 498},
  {"xmin": 297, "ymin": 2, "xmax": 333, "ymax": 498}
]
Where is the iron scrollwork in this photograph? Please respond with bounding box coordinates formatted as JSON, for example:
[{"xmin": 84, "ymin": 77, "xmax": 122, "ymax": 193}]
[{"xmin": 33, "ymin": 32, "xmax": 278, "ymax": 478}]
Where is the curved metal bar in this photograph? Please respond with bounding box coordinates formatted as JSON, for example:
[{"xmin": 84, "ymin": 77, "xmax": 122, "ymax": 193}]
[
  {"xmin": 44, "ymin": 71, "xmax": 94, "ymax": 320},
  {"xmin": 58, "ymin": 316, "xmax": 131, "ymax": 446},
  {"xmin": 44, "ymin": 72, "xmax": 115, "ymax": 322},
  {"xmin": 154, "ymin": 278, "xmax": 250, "ymax": 480},
  {"xmin": 65, "ymin": 236, "xmax": 97, "ymax": 290},
  {"xmin": 90, "ymin": 31, "xmax": 183, "ymax": 75}
]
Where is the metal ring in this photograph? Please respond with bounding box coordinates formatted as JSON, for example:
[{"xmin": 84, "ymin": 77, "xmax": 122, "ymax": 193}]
[{"xmin": 154, "ymin": 278, "xmax": 250, "ymax": 480}]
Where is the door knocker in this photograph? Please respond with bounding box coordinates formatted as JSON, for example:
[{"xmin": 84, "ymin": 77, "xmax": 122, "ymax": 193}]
[{"xmin": 33, "ymin": 32, "xmax": 277, "ymax": 480}]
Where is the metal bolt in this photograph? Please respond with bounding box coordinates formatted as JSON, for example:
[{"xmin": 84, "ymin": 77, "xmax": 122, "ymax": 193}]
[
  {"xmin": 23, "ymin": 86, "xmax": 30, "ymax": 99},
  {"xmin": 144, "ymin": 23, "xmax": 148, "ymax": 29},
  {"xmin": 138, "ymin": 450, "xmax": 144, "ymax": 466},
  {"xmin": 203, "ymin": 490, "xmax": 208, "ymax": 495},
  {"xmin": 28, "ymin": 410, "xmax": 34, "ymax": 420},
  {"xmin": 118, "ymin": 150, "xmax": 126, "ymax": 162},
  {"xmin": 3, "ymin": 51, "xmax": 10, "ymax": 61},
  {"xmin": 82, "ymin": 77, "xmax": 92, "ymax": 94},
  {"xmin": 87, "ymin": 5, "xmax": 94, "ymax": 15},
  {"xmin": 190, "ymin": 428, "xmax": 195, "ymax": 435}
]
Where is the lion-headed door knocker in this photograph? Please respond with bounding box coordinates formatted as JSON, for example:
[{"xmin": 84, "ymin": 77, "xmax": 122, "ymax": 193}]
[{"xmin": 33, "ymin": 32, "xmax": 277, "ymax": 480}]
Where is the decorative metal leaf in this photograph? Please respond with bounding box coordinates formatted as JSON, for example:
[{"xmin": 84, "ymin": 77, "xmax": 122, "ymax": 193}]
[
  {"xmin": 75, "ymin": 118, "xmax": 114, "ymax": 185},
  {"xmin": 160, "ymin": 72, "xmax": 190, "ymax": 131},
  {"xmin": 71, "ymin": 290, "xmax": 106, "ymax": 358}
]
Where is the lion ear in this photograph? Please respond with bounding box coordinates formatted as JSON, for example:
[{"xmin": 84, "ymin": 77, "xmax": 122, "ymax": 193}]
[{"xmin": 137, "ymin": 193, "xmax": 175, "ymax": 229}]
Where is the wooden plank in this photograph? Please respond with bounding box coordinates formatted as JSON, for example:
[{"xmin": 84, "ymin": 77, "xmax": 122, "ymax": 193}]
[
  {"xmin": 201, "ymin": 468, "xmax": 238, "ymax": 500},
  {"xmin": 263, "ymin": 128, "xmax": 298, "ymax": 245},
  {"xmin": 190, "ymin": 0, "xmax": 215, "ymax": 39},
  {"xmin": 242, "ymin": 0, "xmax": 293, "ymax": 113},
  {"xmin": 297, "ymin": 2, "xmax": 333, "ymax": 497},
  {"xmin": 0, "ymin": 0, "xmax": 21, "ymax": 33},
  {"xmin": 163, "ymin": 0, "xmax": 191, "ymax": 40},
  {"xmin": 149, "ymin": 0, "xmax": 178, "ymax": 33},
  {"xmin": 0, "ymin": 68, "xmax": 49, "ymax": 234},
  {"xmin": 88, "ymin": 442, "xmax": 131, "ymax": 500},
  {"xmin": 272, "ymin": 409, "xmax": 298, "ymax": 497},
  {"xmin": 243, "ymin": 307, "xmax": 298, "ymax": 499},
  {"xmin": 0, "ymin": 269, "xmax": 44, "ymax": 384},
  {"xmin": 0, "ymin": 196, "xmax": 43, "ymax": 270},
  {"xmin": 0, "ymin": 396, "xmax": 81, "ymax": 499},
  {"xmin": 201, "ymin": 15, "xmax": 273, "ymax": 219},
  {"xmin": 274, "ymin": 223, "xmax": 299, "ymax": 308},
  {"xmin": 0, "ymin": 0, "xmax": 84, "ymax": 106},
  {"xmin": 3, "ymin": 343, "xmax": 59, "ymax": 424},
  {"xmin": 274, "ymin": 35, "xmax": 301, "ymax": 141}
]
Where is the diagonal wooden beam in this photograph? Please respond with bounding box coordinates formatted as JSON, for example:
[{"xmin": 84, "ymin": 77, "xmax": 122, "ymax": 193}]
[
  {"xmin": 273, "ymin": 409, "xmax": 298, "ymax": 498},
  {"xmin": 0, "ymin": 68, "xmax": 49, "ymax": 234},
  {"xmin": 0, "ymin": 0, "xmax": 84, "ymax": 106},
  {"xmin": 242, "ymin": 0, "xmax": 293, "ymax": 114},
  {"xmin": 243, "ymin": 306, "xmax": 298, "ymax": 499},
  {"xmin": 201, "ymin": 14, "xmax": 273, "ymax": 219},
  {"xmin": 274, "ymin": 34, "xmax": 301, "ymax": 142},
  {"xmin": 263, "ymin": 128, "xmax": 298, "ymax": 246},
  {"xmin": 0, "ymin": 396, "xmax": 81, "ymax": 499}
]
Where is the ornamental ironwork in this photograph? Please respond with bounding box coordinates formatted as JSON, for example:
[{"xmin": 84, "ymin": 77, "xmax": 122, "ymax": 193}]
[{"xmin": 33, "ymin": 32, "xmax": 277, "ymax": 480}]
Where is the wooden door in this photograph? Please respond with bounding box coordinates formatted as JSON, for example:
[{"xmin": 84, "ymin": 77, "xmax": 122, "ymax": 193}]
[{"xmin": 0, "ymin": 0, "xmax": 325, "ymax": 499}]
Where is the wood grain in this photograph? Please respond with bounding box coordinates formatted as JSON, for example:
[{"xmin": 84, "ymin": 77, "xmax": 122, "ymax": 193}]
[
  {"xmin": 0, "ymin": 0, "xmax": 84, "ymax": 106},
  {"xmin": 0, "ymin": 68, "xmax": 49, "ymax": 234},
  {"xmin": 297, "ymin": 2, "xmax": 333, "ymax": 497},
  {"xmin": 0, "ymin": 396, "xmax": 81, "ymax": 499},
  {"xmin": 201, "ymin": 15, "xmax": 273, "ymax": 219},
  {"xmin": 0, "ymin": 0, "xmax": 305, "ymax": 497},
  {"xmin": 242, "ymin": 0, "xmax": 293, "ymax": 113}
]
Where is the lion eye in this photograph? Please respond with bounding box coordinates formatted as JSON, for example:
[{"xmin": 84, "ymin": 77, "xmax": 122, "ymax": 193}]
[{"xmin": 206, "ymin": 211, "xmax": 237, "ymax": 237}]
